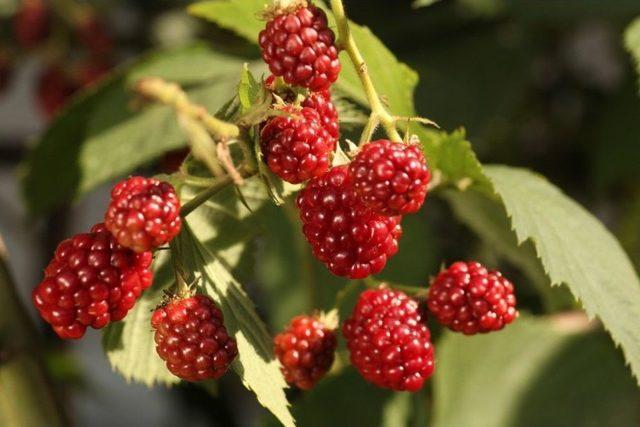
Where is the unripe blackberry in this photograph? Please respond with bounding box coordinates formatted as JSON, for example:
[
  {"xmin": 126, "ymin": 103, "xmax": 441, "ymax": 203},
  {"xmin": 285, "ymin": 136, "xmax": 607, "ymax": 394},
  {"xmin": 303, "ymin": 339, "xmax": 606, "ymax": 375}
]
[
  {"xmin": 274, "ymin": 314, "xmax": 337, "ymax": 390},
  {"xmin": 151, "ymin": 294, "xmax": 238, "ymax": 382},
  {"xmin": 427, "ymin": 261, "xmax": 518, "ymax": 335},
  {"xmin": 32, "ymin": 223, "xmax": 153, "ymax": 339},
  {"xmin": 296, "ymin": 165, "xmax": 402, "ymax": 279},
  {"xmin": 259, "ymin": 2, "xmax": 340, "ymax": 92},
  {"xmin": 349, "ymin": 140, "xmax": 430, "ymax": 216},
  {"xmin": 260, "ymin": 105, "xmax": 335, "ymax": 183},
  {"xmin": 13, "ymin": 0, "xmax": 51, "ymax": 49},
  {"xmin": 105, "ymin": 176, "xmax": 181, "ymax": 253},
  {"xmin": 343, "ymin": 288, "xmax": 435, "ymax": 392}
]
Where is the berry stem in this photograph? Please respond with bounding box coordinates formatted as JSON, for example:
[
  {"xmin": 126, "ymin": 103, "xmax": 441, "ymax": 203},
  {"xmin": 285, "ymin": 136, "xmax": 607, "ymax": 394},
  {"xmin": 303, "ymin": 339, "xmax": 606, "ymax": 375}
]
[{"xmin": 329, "ymin": 0, "xmax": 402, "ymax": 142}]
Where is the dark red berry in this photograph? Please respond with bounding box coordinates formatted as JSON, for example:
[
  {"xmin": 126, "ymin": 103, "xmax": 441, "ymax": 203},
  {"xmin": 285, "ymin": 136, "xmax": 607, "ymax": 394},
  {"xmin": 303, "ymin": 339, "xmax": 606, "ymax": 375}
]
[
  {"xmin": 13, "ymin": 0, "xmax": 51, "ymax": 49},
  {"xmin": 151, "ymin": 294, "xmax": 238, "ymax": 382},
  {"xmin": 105, "ymin": 176, "xmax": 181, "ymax": 253},
  {"xmin": 428, "ymin": 261, "xmax": 518, "ymax": 335},
  {"xmin": 259, "ymin": 3, "xmax": 340, "ymax": 92},
  {"xmin": 32, "ymin": 223, "xmax": 153, "ymax": 339},
  {"xmin": 36, "ymin": 64, "xmax": 77, "ymax": 119},
  {"xmin": 343, "ymin": 287, "xmax": 435, "ymax": 392},
  {"xmin": 75, "ymin": 12, "xmax": 113, "ymax": 57},
  {"xmin": 296, "ymin": 165, "xmax": 402, "ymax": 278},
  {"xmin": 260, "ymin": 104, "xmax": 335, "ymax": 183},
  {"xmin": 266, "ymin": 75, "xmax": 339, "ymax": 140},
  {"xmin": 159, "ymin": 148, "xmax": 190, "ymax": 174},
  {"xmin": 75, "ymin": 57, "xmax": 111, "ymax": 88},
  {"xmin": 349, "ymin": 140, "xmax": 430, "ymax": 216},
  {"xmin": 274, "ymin": 315, "xmax": 337, "ymax": 390}
]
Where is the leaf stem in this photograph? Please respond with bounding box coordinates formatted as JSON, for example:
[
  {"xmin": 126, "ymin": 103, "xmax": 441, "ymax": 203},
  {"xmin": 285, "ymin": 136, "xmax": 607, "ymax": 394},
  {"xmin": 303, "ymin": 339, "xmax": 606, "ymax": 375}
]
[{"xmin": 330, "ymin": 0, "xmax": 402, "ymax": 142}]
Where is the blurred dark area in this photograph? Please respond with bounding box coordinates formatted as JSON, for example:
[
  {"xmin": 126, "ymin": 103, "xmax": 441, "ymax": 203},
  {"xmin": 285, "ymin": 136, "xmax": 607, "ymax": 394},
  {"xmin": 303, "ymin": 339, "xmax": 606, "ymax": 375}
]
[{"xmin": 1, "ymin": 0, "xmax": 639, "ymax": 426}]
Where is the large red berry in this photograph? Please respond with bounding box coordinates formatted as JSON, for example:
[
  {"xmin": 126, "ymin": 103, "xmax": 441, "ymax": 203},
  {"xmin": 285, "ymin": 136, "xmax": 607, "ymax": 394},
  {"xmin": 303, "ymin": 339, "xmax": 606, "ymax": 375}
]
[
  {"xmin": 343, "ymin": 288, "xmax": 435, "ymax": 392},
  {"xmin": 427, "ymin": 261, "xmax": 518, "ymax": 335},
  {"xmin": 349, "ymin": 140, "xmax": 431, "ymax": 216},
  {"xmin": 36, "ymin": 64, "xmax": 77, "ymax": 119},
  {"xmin": 274, "ymin": 315, "xmax": 337, "ymax": 390},
  {"xmin": 259, "ymin": 3, "xmax": 340, "ymax": 92},
  {"xmin": 260, "ymin": 105, "xmax": 335, "ymax": 183},
  {"xmin": 32, "ymin": 223, "xmax": 153, "ymax": 339},
  {"xmin": 105, "ymin": 176, "xmax": 181, "ymax": 253},
  {"xmin": 13, "ymin": 0, "xmax": 51, "ymax": 49},
  {"xmin": 151, "ymin": 294, "xmax": 238, "ymax": 382},
  {"xmin": 296, "ymin": 165, "xmax": 402, "ymax": 278}
]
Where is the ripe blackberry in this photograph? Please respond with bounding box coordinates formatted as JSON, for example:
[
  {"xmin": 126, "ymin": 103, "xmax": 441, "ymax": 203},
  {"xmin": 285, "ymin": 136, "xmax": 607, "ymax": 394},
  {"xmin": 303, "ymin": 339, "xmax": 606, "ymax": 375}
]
[
  {"xmin": 259, "ymin": 2, "xmax": 340, "ymax": 92},
  {"xmin": 36, "ymin": 64, "xmax": 76, "ymax": 119},
  {"xmin": 260, "ymin": 104, "xmax": 335, "ymax": 183},
  {"xmin": 296, "ymin": 165, "xmax": 402, "ymax": 278},
  {"xmin": 427, "ymin": 261, "xmax": 518, "ymax": 335},
  {"xmin": 349, "ymin": 140, "xmax": 430, "ymax": 216},
  {"xmin": 32, "ymin": 223, "xmax": 153, "ymax": 339},
  {"xmin": 13, "ymin": 0, "xmax": 51, "ymax": 49},
  {"xmin": 105, "ymin": 176, "xmax": 181, "ymax": 253},
  {"xmin": 343, "ymin": 287, "xmax": 435, "ymax": 392},
  {"xmin": 266, "ymin": 75, "xmax": 339, "ymax": 139},
  {"xmin": 151, "ymin": 294, "xmax": 238, "ymax": 382},
  {"xmin": 274, "ymin": 314, "xmax": 337, "ymax": 390}
]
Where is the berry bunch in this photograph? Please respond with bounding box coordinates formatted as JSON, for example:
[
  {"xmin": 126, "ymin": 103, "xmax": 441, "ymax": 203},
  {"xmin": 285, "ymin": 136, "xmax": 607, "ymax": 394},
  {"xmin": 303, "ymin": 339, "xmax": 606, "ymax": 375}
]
[
  {"xmin": 274, "ymin": 314, "xmax": 337, "ymax": 390},
  {"xmin": 427, "ymin": 261, "xmax": 518, "ymax": 335},
  {"xmin": 151, "ymin": 294, "xmax": 238, "ymax": 381}
]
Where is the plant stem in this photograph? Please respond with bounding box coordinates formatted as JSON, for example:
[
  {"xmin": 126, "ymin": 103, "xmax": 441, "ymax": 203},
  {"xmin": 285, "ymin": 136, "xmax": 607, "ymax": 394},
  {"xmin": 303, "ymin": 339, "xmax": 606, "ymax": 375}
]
[{"xmin": 330, "ymin": 0, "xmax": 402, "ymax": 143}]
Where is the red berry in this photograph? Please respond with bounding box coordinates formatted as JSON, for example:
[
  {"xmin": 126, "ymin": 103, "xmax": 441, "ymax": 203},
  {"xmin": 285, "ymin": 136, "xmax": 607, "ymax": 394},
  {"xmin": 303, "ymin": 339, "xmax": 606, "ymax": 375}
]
[
  {"xmin": 296, "ymin": 165, "xmax": 402, "ymax": 278},
  {"xmin": 274, "ymin": 315, "xmax": 337, "ymax": 390},
  {"xmin": 36, "ymin": 64, "xmax": 77, "ymax": 119},
  {"xmin": 32, "ymin": 223, "xmax": 153, "ymax": 339},
  {"xmin": 349, "ymin": 140, "xmax": 430, "ymax": 216},
  {"xmin": 0, "ymin": 54, "xmax": 11, "ymax": 94},
  {"xmin": 75, "ymin": 12, "xmax": 113, "ymax": 57},
  {"xmin": 343, "ymin": 288, "xmax": 435, "ymax": 392},
  {"xmin": 266, "ymin": 75, "xmax": 339, "ymax": 140},
  {"xmin": 260, "ymin": 104, "xmax": 335, "ymax": 183},
  {"xmin": 151, "ymin": 294, "xmax": 238, "ymax": 382},
  {"xmin": 427, "ymin": 261, "xmax": 518, "ymax": 335},
  {"xmin": 105, "ymin": 176, "xmax": 181, "ymax": 253},
  {"xmin": 259, "ymin": 3, "xmax": 341, "ymax": 92},
  {"xmin": 13, "ymin": 0, "xmax": 51, "ymax": 49},
  {"xmin": 75, "ymin": 58, "xmax": 111, "ymax": 88}
]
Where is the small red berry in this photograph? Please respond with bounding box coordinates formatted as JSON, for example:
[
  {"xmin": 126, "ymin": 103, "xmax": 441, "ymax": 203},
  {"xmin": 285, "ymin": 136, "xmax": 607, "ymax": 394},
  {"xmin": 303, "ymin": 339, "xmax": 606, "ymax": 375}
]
[
  {"xmin": 427, "ymin": 261, "xmax": 518, "ymax": 335},
  {"xmin": 260, "ymin": 104, "xmax": 335, "ymax": 183},
  {"xmin": 259, "ymin": 3, "xmax": 341, "ymax": 92},
  {"xmin": 13, "ymin": 0, "xmax": 51, "ymax": 49},
  {"xmin": 274, "ymin": 315, "xmax": 337, "ymax": 390},
  {"xmin": 105, "ymin": 176, "xmax": 181, "ymax": 253},
  {"xmin": 296, "ymin": 165, "xmax": 402, "ymax": 278},
  {"xmin": 75, "ymin": 12, "xmax": 113, "ymax": 57},
  {"xmin": 32, "ymin": 223, "xmax": 153, "ymax": 339},
  {"xmin": 349, "ymin": 140, "xmax": 431, "ymax": 216},
  {"xmin": 36, "ymin": 64, "xmax": 77, "ymax": 119},
  {"xmin": 343, "ymin": 287, "xmax": 435, "ymax": 392},
  {"xmin": 151, "ymin": 294, "xmax": 238, "ymax": 382}
]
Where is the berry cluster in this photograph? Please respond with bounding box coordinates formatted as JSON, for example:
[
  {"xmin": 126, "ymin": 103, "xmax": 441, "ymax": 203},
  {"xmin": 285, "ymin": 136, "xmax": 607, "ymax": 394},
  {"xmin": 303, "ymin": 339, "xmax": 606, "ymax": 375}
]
[
  {"xmin": 151, "ymin": 295, "xmax": 238, "ymax": 382},
  {"xmin": 1, "ymin": 0, "xmax": 114, "ymax": 117},
  {"xmin": 428, "ymin": 261, "xmax": 518, "ymax": 334}
]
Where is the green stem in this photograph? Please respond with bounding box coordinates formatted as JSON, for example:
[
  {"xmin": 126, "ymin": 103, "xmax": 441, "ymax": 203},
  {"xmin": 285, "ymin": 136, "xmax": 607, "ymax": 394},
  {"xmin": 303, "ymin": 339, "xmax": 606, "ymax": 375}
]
[{"xmin": 330, "ymin": 0, "xmax": 402, "ymax": 142}]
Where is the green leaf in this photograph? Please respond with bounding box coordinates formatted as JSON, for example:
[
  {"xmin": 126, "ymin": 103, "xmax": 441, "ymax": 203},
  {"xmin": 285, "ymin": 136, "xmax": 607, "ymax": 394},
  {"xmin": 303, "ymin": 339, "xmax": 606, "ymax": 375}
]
[
  {"xmin": 412, "ymin": 0, "xmax": 442, "ymax": 8},
  {"xmin": 189, "ymin": 0, "xmax": 418, "ymax": 115},
  {"xmin": 485, "ymin": 165, "xmax": 640, "ymax": 383},
  {"xmin": 433, "ymin": 315, "xmax": 640, "ymax": 427},
  {"xmin": 20, "ymin": 45, "xmax": 248, "ymax": 215},
  {"xmin": 177, "ymin": 224, "xmax": 295, "ymax": 427},
  {"xmin": 625, "ymin": 17, "xmax": 640, "ymax": 90}
]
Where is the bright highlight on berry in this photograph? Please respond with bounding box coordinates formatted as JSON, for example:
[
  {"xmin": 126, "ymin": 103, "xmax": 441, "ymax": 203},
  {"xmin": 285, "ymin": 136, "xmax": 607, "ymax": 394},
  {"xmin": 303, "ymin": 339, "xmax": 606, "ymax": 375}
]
[
  {"xmin": 343, "ymin": 287, "xmax": 435, "ymax": 392},
  {"xmin": 151, "ymin": 294, "xmax": 238, "ymax": 382},
  {"xmin": 105, "ymin": 176, "xmax": 181, "ymax": 253},
  {"xmin": 296, "ymin": 165, "xmax": 402, "ymax": 279},
  {"xmin": 259, "ymin": 2, "xmax": 341, "ymax": 92},
  {"xmin": 274, "ymin": 314, "xmax": 337, "ymax": 390},
  {"xmin": 32, "ymin": 223, "xmax": 153, "ymax": 339},
  {"xmin": 427, "ymin": 261, "xmax": 519, "ymax": 335}
]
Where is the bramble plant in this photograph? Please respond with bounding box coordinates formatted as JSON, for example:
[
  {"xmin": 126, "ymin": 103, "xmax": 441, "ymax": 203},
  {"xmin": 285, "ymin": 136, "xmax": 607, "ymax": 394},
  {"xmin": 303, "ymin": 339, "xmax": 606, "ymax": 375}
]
[{"xmin": 17, "ymin": 0, "xmax": 640, "ymax": 426}]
